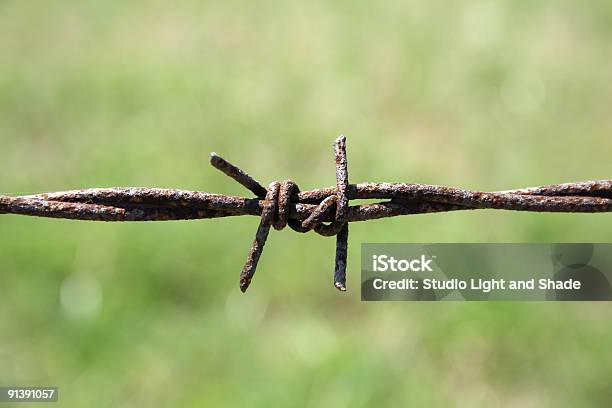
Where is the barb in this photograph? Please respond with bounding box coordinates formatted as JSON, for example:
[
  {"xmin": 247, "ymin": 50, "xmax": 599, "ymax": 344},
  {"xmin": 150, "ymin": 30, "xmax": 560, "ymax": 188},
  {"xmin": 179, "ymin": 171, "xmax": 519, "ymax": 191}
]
[{"xmin": 1, "ymin": 137, "xmax": 612, "ymax": 292}]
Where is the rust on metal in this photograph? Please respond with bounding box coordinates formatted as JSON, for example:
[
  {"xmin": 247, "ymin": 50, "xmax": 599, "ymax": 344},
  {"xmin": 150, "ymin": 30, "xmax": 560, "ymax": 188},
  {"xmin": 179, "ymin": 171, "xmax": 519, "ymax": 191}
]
[{"xmin": 2, "ymin": 136, "xmax": 612, "ymax": 292}]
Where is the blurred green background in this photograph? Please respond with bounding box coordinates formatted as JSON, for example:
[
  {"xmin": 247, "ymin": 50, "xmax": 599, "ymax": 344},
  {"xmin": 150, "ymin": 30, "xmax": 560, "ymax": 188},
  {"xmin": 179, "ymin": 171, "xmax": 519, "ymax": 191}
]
[{"xmin": 1, "ymin": 1, "xmax": 611, "ymax": 406}]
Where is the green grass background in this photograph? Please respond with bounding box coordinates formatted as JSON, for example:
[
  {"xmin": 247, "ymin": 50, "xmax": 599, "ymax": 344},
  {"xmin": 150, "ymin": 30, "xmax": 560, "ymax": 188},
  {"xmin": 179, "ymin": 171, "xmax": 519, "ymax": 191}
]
[{"xmin": 1, "ymin": 1, "xmax": 611, "ymax": 406}]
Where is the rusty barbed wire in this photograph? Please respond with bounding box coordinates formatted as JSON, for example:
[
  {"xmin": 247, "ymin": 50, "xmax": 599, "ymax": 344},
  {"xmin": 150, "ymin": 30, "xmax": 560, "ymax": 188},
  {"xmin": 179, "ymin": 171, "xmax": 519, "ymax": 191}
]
[{"xmin": 2, "ymin": 135, "xmax": 612, "ymax": 292}]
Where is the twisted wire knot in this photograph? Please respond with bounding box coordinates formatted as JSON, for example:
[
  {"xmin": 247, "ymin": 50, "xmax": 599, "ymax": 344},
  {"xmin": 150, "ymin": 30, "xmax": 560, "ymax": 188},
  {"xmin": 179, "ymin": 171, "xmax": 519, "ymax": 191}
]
[
  {"xmin": 262, "ymin": 179, "xmax": 348, "ymax": 236},
  {"xmin": 210, "ymin": 135, "xmax": 349, "ymax": 292}
]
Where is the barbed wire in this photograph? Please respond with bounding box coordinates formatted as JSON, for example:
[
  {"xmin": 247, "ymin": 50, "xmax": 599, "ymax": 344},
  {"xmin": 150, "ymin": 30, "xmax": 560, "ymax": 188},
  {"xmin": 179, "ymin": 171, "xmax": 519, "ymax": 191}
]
[{"xmin": 2, "ymin": 135, "xmax": 612, "ymax": 292}]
